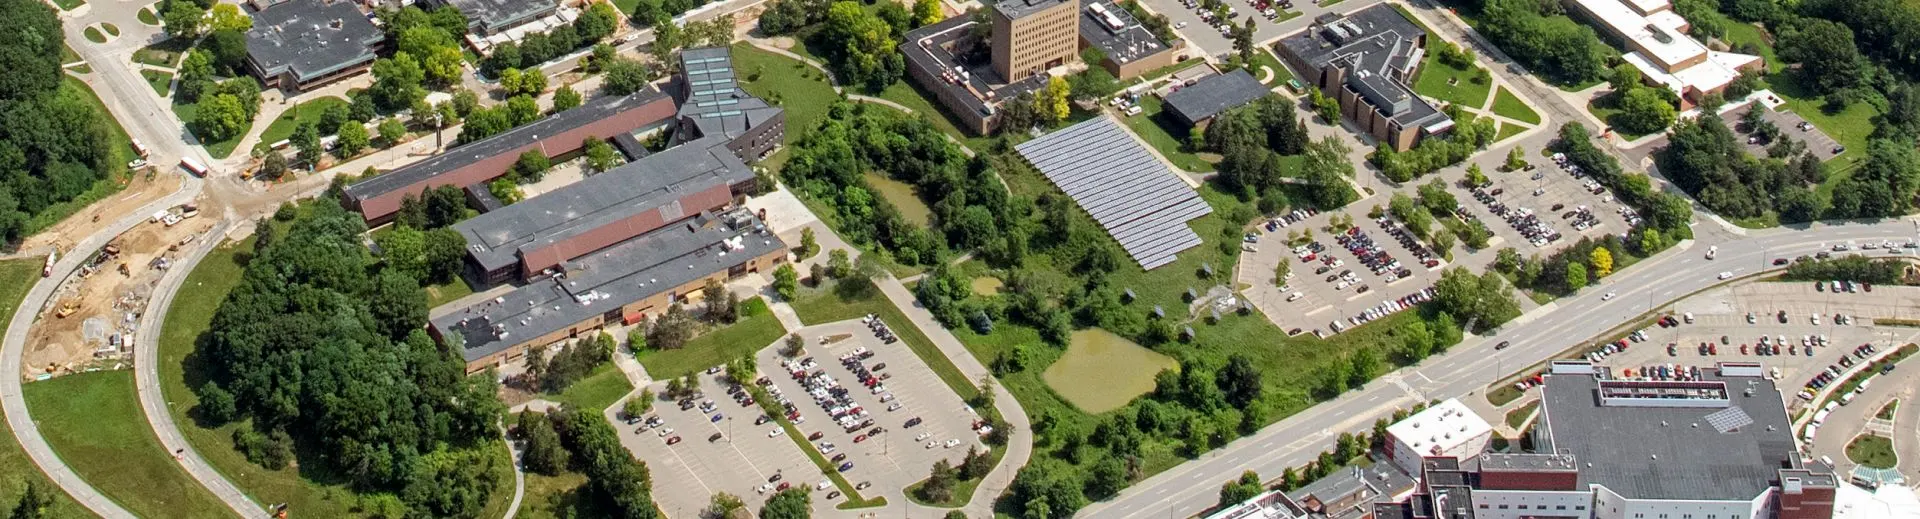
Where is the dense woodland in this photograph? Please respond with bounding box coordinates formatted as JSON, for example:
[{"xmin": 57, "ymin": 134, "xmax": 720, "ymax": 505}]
[{"xmin": 0, "ymin": 0, "xmax": 119, "ymax": 246}]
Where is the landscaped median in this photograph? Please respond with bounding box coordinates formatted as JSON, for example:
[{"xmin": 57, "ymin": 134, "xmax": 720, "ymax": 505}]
[{"xmin": 749, "ymin": 385, "xmax": 887, "ymax": 509}]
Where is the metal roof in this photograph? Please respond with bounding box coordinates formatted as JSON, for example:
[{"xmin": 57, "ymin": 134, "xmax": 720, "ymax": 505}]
[
  {"xmin": 1014, "ymin": 117, "xmax": 1211, "ymax": 269},
  {"xmin": 244, "ymin": 0, "xmax": 384, "ymax": 83},
  {"xmin": 1162, "ymin": 69, "xmax": 1272, "ymax": 126}
]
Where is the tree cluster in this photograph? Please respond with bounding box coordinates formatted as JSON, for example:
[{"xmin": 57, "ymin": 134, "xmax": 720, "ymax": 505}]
[
  {"xmin": 480, "ymin": 2, "xmax": 621, "ymax": 76},
  {"xmin": 1430, "ymin": 267, "xmax": 1521, "ymax": 333},
  {"xmin": 1829, "ymin": 140, "xmax": 1920, "ymax": 219},
  {"xmin": 0, "ymin": 0, "xmax": 118, "ymax": 246},
  {"xmin": 1598, "ymin": 65, "xmax": 1677, "ymax": 136},
  {"xmin": 368, "ymin": 5, "xmax": 470, "ymax": 110},
  {"xmin": 194, "ymin": 201, "xmax": 506, "ymax": 514},
  {"xmin": 1655, "ymin": 111, "xmax": 1825, "ymax": 222},
  {"xmin": 1551, "ymin": 123, "xmax": 1693, "ymax": 243},
  {"xmin": 1492, "ymin": 234, "xmax": 1632, "ymax": 296},
  {"xmin": 816, "ymin": 1, "xmax": 906, "ymax": 92},
  {"xmin": 1371, "ymin": 111, "xmax": 1499, "ymax": 182},
  {"xmin": 551, "ymin": 406, "xmax": 663, "ymax": 518},
  {"xmin": 525, "ymin": 333, "xmax": 616, "ymax": 393},
  {"xmin": 1782, "ymin": 256, "xmax": 1908, "ymax": 284},
  {"xmin": 645, "ymin": 303, "xmax": 700, "ymax": 350},
  {"xmin": 1473, "ymin": 0, "xmax": 1609, "ymax": 87}
]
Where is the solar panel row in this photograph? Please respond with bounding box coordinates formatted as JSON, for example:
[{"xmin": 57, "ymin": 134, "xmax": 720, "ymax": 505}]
[{"xmin": 1014, "ymin": 117, "xmax": 1212, "ymax": 270}]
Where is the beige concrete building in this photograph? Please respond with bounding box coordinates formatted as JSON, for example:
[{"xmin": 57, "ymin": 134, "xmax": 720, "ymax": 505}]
[{"xmin": 992, "ymin": 0, "xmax": 1080, "ymax": 83}]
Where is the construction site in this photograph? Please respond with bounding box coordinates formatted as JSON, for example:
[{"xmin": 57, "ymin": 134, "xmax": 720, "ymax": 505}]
[{"xmin": 22, "ymin": 197, "xmax": 221, "ymax": 378}]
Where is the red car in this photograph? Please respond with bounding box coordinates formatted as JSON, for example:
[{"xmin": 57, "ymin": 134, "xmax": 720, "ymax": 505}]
[
  {"xmin": 666, "ymin": 436, "xmax": 682, "ymax": 445},
  {"xmin": 855, "ymin": 434, "xmax": 869, "ymax": 443},
  {"xmin": 809, "ymin": 431, "xmax": 825, "ymax": 441},
  {"xmin": 777, "ymin": 482, "xmax": 790, "ymax": 491}
]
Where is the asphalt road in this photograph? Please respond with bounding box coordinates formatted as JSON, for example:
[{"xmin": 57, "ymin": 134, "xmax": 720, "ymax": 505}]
[{"xmin": 1080, "ymin": 219, "xmax": 1920, "ymax": 518}]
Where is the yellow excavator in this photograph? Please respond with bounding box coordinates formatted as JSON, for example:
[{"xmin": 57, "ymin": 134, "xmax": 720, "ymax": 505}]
[{"xmin": 54, "ymin": 300, "xmax": 78, "ymax": 318}]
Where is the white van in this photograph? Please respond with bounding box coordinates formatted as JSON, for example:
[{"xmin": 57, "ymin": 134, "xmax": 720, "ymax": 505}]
[{"xmin": 1286, "ymin": 292, "xmax": 1303, "ymax": 302}]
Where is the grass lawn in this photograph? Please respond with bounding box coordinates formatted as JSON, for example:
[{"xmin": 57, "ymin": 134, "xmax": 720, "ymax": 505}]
[
  {"xmin": 732, "ymin": 42, "xmax": 838, "ymax": 151},
  {"xmin": 611, "ymin": 0, "xmax": 640, "ymax": 14},
  {"xmin": 790, "ymin": 281, "xmax": 980, "ymax": 402},
  {"xmin": 1490, "ymin": 87, "xmax": 1540, "ymax": 124},
  {"xmin": 1720, "ymin": 22, "xmax": 1781, "ymax": 73},
  {"xmin": 83, "ymin": 27, "xmax": 105, "ymax": 44},
  {"xmin": 1248, "ymin": 49, "xmax": 1294, "ymax": 88},
  {"xmin": 1487, "ymin": 384, "xmax": 1523, "ymax": 406},
  {"xmin": 1121, "ymin": 95, "xmax": 1218, "ymax": 172},
  {"xmin": 133, "ymin": 38, "xmax": 192, "ymax": 67},
  {"xmin": 258, "ymin": 97, "xmax": 349, "ymax": 146},
  {"xmin": 877, "ymin": 80, "xmax": 997, "ymax": 153},
  {"xmin": 516, "ymin": 471, "xmax": 589, "ymax": 518},
  {"xmin": 1041, "ymin": 329, "xmax": 1175, "ymax": 414},
  {"xmin": 635, "ymin": 298, "xmax": 788, "ymax": 381},
  {"xmin": 138, "ymin": 6, "xmax": 160, "ymax": 25},
  {"xmin": 1318, "ymin": 0, "xmax": 1345, "ymax": 6},
  {"xmin": 1877, "ymin": 400, "xmax": 1900, "ymax": 420},
  {"xmin": 550, "ymin": 364, "xmax": 635, "ymax": 413},
  {"xmin": 22, "ymin": 371, "xmax": 232, "ymax": 519},
  {"xmin": 143, "ymin": 69, "xmax": 172, "ymax": 96},
  {"xmin": 51, "ymin": 0, "xmax": 83, "ymax": 10},
  {"xmin": 1503, "ymin": 400, "xmax": 1538, "ymax": 428},
  {"xmin": 0, "ymin": 260, "xmax": 91, "ymax": 518},
  {"xmin": 1413, "ymin": 54, "xmax": 1492, "ymax": 109},
  {"xmin": 61, "ymin": 44, "xmax": 80, "ymax": 65},
  {"xmin": 1495, "ymin": 122, "xmax": 1525, "ymax": 142},
  {"xmin": 103, "ymin": 23, "xmax": 119, "ymax": 37},
  {"xmin": 903, "ymin": 446, "xmax": 1000, "ymax": 507},
  {"xmin": 1132, "ymin": 58, "xmax": 1211, "ymax": 86},
  {"xmin": 22, "ymin": 77, "xmax": 136, "ymax": 236},
  {"xmin": 423, "ymin": 275, "xmax": 474, "ymax": 308},
  {"xmin": 1847, "ymin": 434, "xmax": 1897, "ymax": 469}
]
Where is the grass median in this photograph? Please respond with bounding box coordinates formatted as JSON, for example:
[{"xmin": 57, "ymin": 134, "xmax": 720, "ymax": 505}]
[
  {"xmin": 0, "ymin": 259, "xmax": 90, "ymax": 518},
  {"xmin": 22, "ymin": 371, "xmax": 233, "ymax": 519}
]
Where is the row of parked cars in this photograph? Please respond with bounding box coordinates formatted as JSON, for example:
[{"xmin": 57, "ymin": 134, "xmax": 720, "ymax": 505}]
[
  {"xmin": 1336, "ymin": 227, "xmax": 1414, "ymax": 285},
  {"xmin": 1325, "ymin": 286, "xmax": 1436, "ymax": 335},
  {"xmin": 1471, "ymin": 184, "xmax": 1565, "ymax": 247},
  {"xmin": 1376, "ymin": 216, "xmax": 1442, "ymax": 268}
]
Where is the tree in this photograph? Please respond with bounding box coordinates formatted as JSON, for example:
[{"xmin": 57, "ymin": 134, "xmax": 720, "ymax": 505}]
[
  {"xmin": 827, "ymin": 249, "xmax": 852, "ymax": 278},
  {"xmin": 921, "ymin": 458, "xmax": 961, "ymax": 503},
  {"xmin": 601, "ymin": 57, "xmax": 653, "ymax": 95},
  {"xmin": 819, "ymin": 1, "xmax": 905, "ymax": 92},
  {"xmin": 1589, "ymin": 247, "xmax": 1613, "ymax": 277},
  {"xmin": 511, "ymin": 149, "xmax": 552, "ymax": 182},
  {"xmin": 798, "ymin": 228, "xmax": 819, "ymax": 259},
  {"xmin": 772, "ymin": 264, "xmax": 799, "ymax": 300},
  {"xmin": 193, "ymin": 94, "xmax": 251, "ymax": 142},
  {"xmin": 209, "ymin": 3, "xmax": 252, "ymax": 32},
  {"xmin": 9, "ymin": 481, "xmax": 54, "ymax": 519},
  {"xmin": 1009, "ymin": 460, "xmax": 1088, "ymax": 519},
  {"xmin": 551, "ymin": 83, "xmax": 583, "ymax": 113},
  {"xmin": 258, "ymin": 150, "xmax": 289, "ymax": 181},
  {"xmin": 1218, "ymin": 470, "xmax": 1262, "ymax": 507},
  {"xmin": 371, "ymin": 52, "xmax": 427, "ymax": 110},
  {"xmin": 1086, "ymin": 456, "xmax": 1130, "ymax": 500},
  {"xmin": 336, "ymin": 120, "xmax": 369, "ymax": 158},
  {"xmin": 1216, "ymin": 354, "xmax": 1262, "ymax": 409},
  {"xmin": 1034, "ymin": 76, "xmax": 1071, "ymax": 125},
  {"xmin": 163, "ymin": 1, "xmax": 206, "ymax": 39},
  {"xmin": 378, "ymin": 118, "xmax": 407, "ymax": 147},
  {"xmin": 1565, "ymin": 262, "xmax": 1589, "ymax": 290},
  {"xmin": 1776, "ymin": 19, "xmax": 1865, "ymax": 95},
  {"xmin": 515, "ymin": 411, "xmax": 570, "ymax": 476},
  {"xmin": 196, "ymin": 381, "xmax": 238, "ymax": 424},
  {"xmin": 708, "ymin": 492, "xmax": 747, "ymax": 518},
  {"xmin": 290, "ymin": 121, "xmax": 323, "ymax": 167},
  {"xmin": 912, "ymin": 0, "xmax": 943, "ymax": 26},
  {"xmin": 1615, "ymin": 87, "xmax": 1676, "ymax": 135},
  {"xmin": 759, "ymin": 489, "xmax": 810, "ymax": 519},
  {"xmin": 584, "ymin": 138, "xmax": 619, "ymax": 173}
]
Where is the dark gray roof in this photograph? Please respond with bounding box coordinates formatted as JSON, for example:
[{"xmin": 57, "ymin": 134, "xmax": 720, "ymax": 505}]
[
  {"xmin": 1079, "ymin": 0, "xmax": 1172, "ymax": 69},
  {"xmin": 433, "ymin": 0, "xmax": 557, "ymax": 33},
  {"xmin": 1162, "ymin": 69, "xmax": 1269, "ymax": 125},
  {"xmin": 342, "ymin": 88, "xmax": 673, "ymax": 206},
  {"xmin": 1275, "ymin": 4, "xmax": 1449, "ymax": 129},
  {"xmin": 245, "ymin": 0, "xmax": 384, "ymax": 83},
  {"xmin": 1287, "ymin": 464, "xmax": 1417, "ymax": 515},
  {"xmin": 994, "ymin": 0, "xmax": 1069, "ymax": 20},
  {"xmin": 677, "ymin": 47, "xmax": 785, "ymax": 139},
  {"xmin": 901, "ymin": 17, "xmax": 1048, "ymax": 118},
  {"xmin": 433, "ymin": 209, "xmax": 784, "ymax": 362},
  {"xmin": 1013, "ymin": 117, "xmax": 1211, "ymax": 269},
  {"xmin": 451, "ymin": 135, "xmax": 756, "ymax": 274},
  {"xmin": 1536, "ymin": 370, "xmax": 1799, "ymax": 501}
]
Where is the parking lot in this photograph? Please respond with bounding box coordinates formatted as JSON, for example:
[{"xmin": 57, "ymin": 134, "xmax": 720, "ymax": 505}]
[
  {"xmin": 618, "ymin": 317, "xmax": 985, "ymax": 514},
  {"xmin": 753, "ymin": 318, "xmax": 983, "ymax": 505},
  {"xmin": 616, "ymin": 358, "xmax": 819, "ymax": 518},
  {"xmin": 1241, "ymin": 147, "xmax": 1640, "ymax": 335},
  {"xmin": 1139, "ymin": 0, "xmax": 1384, "ymax": 59}
]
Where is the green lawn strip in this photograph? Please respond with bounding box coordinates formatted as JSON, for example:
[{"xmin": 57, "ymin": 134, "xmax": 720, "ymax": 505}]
[
  {"xmin": 1494, "ymin": 122, "xmax": 1525, "ymax": 142},
  {"xmin": 1876, "ymin": 400, "xmax": 1899, "ymax": 420},
  {"xmin": 52, "ymin": 0, "xmax": 83, "ymax": 11},
  {"xmin": 82, "ymin": 27, "xmax": 105, "ymax": 44},
  {"xmin": 732, "ymin": 42, "xmax": 838, "ymax": 149},
  {"xmin": 1490, "ymin": 87, "xmax": 1540, "ymax": 124},
  {"xmin": 748, "ymin": 386, "xmax": 886, "ymax": 509},
  {"xmin": 1719, "ymin": 22, "xmax": 1780, "ymax": 73},
  {"xmin": 157, "ymin": 236, "xmax": 383, "ymax": 518},
  {"xmin": 138, "ymin": 6, "xmax": 160, "ymax": 25},
  {"xmin": 901, "ymin": 446, "xmax": 1000, "ymax": 507},
  {"xmin": 1728, "ymin": 213, "xmax": 1780, "ymax": 229},
  {"xmin": 424, "ymin": 276, "xmax": 474, "ymax": 308},
  {"xmin": 133, "ymin": 38, "xmax": 192, "ymax": 67},
  {"xmin": 0, "ymin": 260, "xmax": 91, "ymax": 518},
  {"xmin": 258, "ymin": 97, "xmax": 349, "ymax": 146},
  {"xmin": 790, "ymin": 281, "xmax": 980, "ymax": 402},
  {"xmin": 1413, "ymin": 55, "xmax": 1491, "ymax": 109},
  {"xmin": 61, "ymin": 44, "xmax": 81, "ymax": 65},
  {"xmin": 1846, "ymin": 434, "xmax": 1896, "ymax": 469},
  {"xmin": 1120, "ymin": 95, "xmax": 1218, "ymax": 172},
  {"xmin": 611, "ymin": 0, "xmax": 640, "ymax": 15},
  {"xmin": 1487, "ymin": 384, "xmax": 1524, "ymax": 407},
  {"xmin": 1130, "ymin": 57, "xmax": 1210, "ymax": 86},
  {"xmin": 516, "ymin": 471, "xmax": 589, "ymax": 518},
  {"xmin": 23, "ymin": 78, "xmax": 133, "ymax": 236},
  {"xmin": 143, "ymin": 69, "xmax": 172, "ymax": 96},
  {"xmin": 103, "ymin": 24, "xmax": 119, "ymax": 37},
  {"xmin": 636, "ymin": 298, "xmax": 787, "ymax": 381},
  {"xmin": 22, "ymin": 371, "xmax": 234, "ymax": 518},
  {"xmin": 1503, "ymin": 400, "xmax": 1538, "ymax": 428},
  {"xmin": 550, "ymin": 364, "xmax": 636, "ymax": 413},
  {"xmin": 1317, "ymin": 0, "xmax": 1345, "ymax": 6}
]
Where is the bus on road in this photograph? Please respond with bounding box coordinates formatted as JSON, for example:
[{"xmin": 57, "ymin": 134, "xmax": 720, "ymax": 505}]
[{"xmin": 179, "ymin": 157, "xmax": 209, "ymax": 177}]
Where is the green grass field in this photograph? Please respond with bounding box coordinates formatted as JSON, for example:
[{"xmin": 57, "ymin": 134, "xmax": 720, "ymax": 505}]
[
  {"xmin": 1847, "ymin": 434, "xmax": 1897, "ymax": 469},
  {"xmin": 1248, "ymin": 49, "xmax": 1295, "ymax": 88},
  {"xmin": 1121, "ymin": 95, "xmax": 1218, "ymax": 172},
  {"xmin": 636, "ymin": 298, "xmax": 788, "ymax": 381},
  {"xmin": 551, "ymin": 364, "xmax": 634, "ymax": 413},
  {"xmin": 133, "ymin": 38, "xmax": 192, "ymax": 67},
  {"xmin": 1490, "ymin": 87, "xmax": 1540, "ymax": 124},
  {"xmin": 61, "ymin": 44, "xmax": 80, "ymax": 65},
  {"xmin": 1720, "ymin": 22, "xmax": 1781, "ymax": 73},
  {"xmin": 258, "ymin": 97, "xmax": 348, "ymax": 146},
  {"xmin": 424, "ymin": 276, "xmax": 474, "ymax": 308},
  {"xmin": 82, "ymin": 27, "xmax": 105, "ymax": 44},
  {"xmin": 1041, "ymin": 329, "xmax": 1176, "ymax": 413},
  {"xmin": 733, "ymin": 43, "xmax": 838, "ymax": 151},
  {"xmin": 103, "ymin": 23, "xmax": 119, "ymax": 37},
  {"xmin": 1877, "ymin": 400, "xmax": 1900, "ymax": 420},
  {"xmin": 516, "ymin": 471, "xmax": 588, "ymax": 518},
  {"xmin": 1495, "ymin": 122, "xmax": 1526, "ymax": 142},
  {"xmin": 51, "ymin": 0, "xmax": 84, "ymax": 11},
  {"xmin": 0, "ymin": 260, "xmax": 91, "ymax": 518},
  {"xmin": 143, "ymin": 69, "xmax": 172, "ymax": 96},
  {"xmin": 1414, "ymin": 55, "xmax": 1492, "ymax": 109},
  {"xmin": 138, "ymin": 6, "xmax": 160, "ymax": 25},
  {"xmin": 1504, "ymin": 400, "xmax": 1539, "ymax": 428},
  {"xmin": 22, "ymin": 371, "xmax": 233, "ymax": 519}
]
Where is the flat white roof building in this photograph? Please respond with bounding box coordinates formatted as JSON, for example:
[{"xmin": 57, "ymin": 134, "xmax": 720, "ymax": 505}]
[
  {"xmin": 1565, "ymin": 0, "xmax": 1761, "ymax": 107},
  {"xmin": 1384, "ymin": 399, "xmax": 1492, "ymax": 476}
]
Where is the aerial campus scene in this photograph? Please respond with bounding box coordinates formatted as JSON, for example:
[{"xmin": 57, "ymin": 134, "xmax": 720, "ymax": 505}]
[{"xmin": 5, "ymin": 0, "xmax": 1920, "ymax": 516}]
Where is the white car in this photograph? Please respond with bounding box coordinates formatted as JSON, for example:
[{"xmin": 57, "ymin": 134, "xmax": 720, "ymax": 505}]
[
  {"xmin": 1175, "ymin": 21, "xmax": 1188, "ymax": 28},
  {"xmin": 1601, "ymin": 292, "xmax": 1616, "ymax": 301},
  {"xmin": 1705, "ymin": 246, "xmax": 1717, "ymax": 260},
  {"xmin": 817, "ymin": 480, "xmax": 834, "ymax": 491},
  {"xmin": 658, "ymin": 427, "xmax": 674, "ymax": 437},
  {"xmin": 769, "ymin": 428, "xmax": 782, "ymax": 438},
  {"xmin": 944, "ymin": 438, "xmax": 962, "ymax": 448},
  {"xmin": 925, "ymin": 441, "xmax": 938, "ymax": 449},
  {"xmin": 1717, "ymin": 271, "xmax": 1733, "ymax": 280}
]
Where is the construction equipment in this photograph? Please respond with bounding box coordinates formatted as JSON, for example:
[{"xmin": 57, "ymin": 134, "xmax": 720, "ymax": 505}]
[{"xmin": 54, "ymin": 301, "xmax": 78, "ymax": 318}]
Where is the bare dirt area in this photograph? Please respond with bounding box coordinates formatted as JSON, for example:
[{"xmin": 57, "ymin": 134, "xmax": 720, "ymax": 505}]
[
  {"xmin": 22, "ymin": 201, "xmax": 224, "ymax": 378},
  {"xmin": 17, "ymin": 170, "xmax": 182, "ymax": 255}
]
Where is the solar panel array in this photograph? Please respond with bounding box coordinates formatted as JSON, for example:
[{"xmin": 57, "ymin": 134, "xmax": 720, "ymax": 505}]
[{"xmin": 1014, "ymin": 117, "xmax": 1212, "ymax": 270}]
